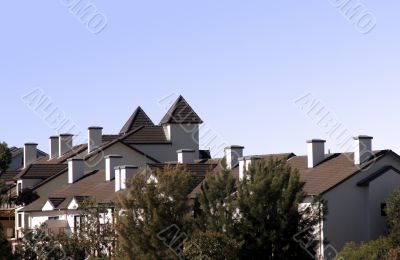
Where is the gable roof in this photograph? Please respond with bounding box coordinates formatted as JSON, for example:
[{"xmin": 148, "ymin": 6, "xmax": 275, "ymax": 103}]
[
  {"xmin": 23, "ymin": 170, "xmax": 117, "ymax": 212},
  {"xmin": 357, "ymin": 165, "xmax": 400, "ymax": 187},
  {"xmin": 123, "ymin": 126, "xmax": 170, "ymax": 144},
  {"xmin": 287, "ymin": 150, "xmax": 389, "ymax": 195},
  {"xmin": 120, "ymin": 106, "xmax": 154, "ymax": 134},
  {"xmin": 160, "ymin": 96, "xmax": 203, "ymax": 125}
]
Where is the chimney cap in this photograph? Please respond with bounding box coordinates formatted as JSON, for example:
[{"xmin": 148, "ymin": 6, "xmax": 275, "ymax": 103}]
[
  {"xmin": 225, "ymin": 145, "xmax": 245, "ymax": 150},
  {"xmin": 88, "ymin": 126, "xmax": 103, "ymax": 130},
  {"xmin": 50, "ymin": 136, "xmax": 58, "ymax": 139},
  {"xmin": 105, "ymin": 154, "xmax": 123, "ymax": 159},
  {"xmin": 60, "ymin": 133, "xmax": 73, "ymax": 137},
  {"xmin": 119, "ymin": 165, "xmax": 139, "ymax": 170},
  {"xmin": 239, "ymin": 155, "xmax": 262, "ymax": 161},
  {"xmin": 306, "ymin": 139, "xmax": 326, "ymax": 143},
  {"xmin": 354, "ymin": 135, "xmax": 373, "ymax": 140},
  {"xmin": 177, "ymin": 149, "xmax": 196, "ymax": 153},
  {"xmin": 24, "ymin": 143, "xmax": 38, "ymax": 146}
]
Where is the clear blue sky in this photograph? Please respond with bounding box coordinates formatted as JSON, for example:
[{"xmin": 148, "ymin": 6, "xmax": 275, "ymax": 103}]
[{"xmin": 1, "ymin": 1, "xmax": 400, "ymax": 157}]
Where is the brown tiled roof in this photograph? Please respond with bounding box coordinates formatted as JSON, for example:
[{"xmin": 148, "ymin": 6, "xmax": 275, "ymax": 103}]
[
  {"xmin": 123, "ymin": 126, "xmax": 170, "ymax": 144},
  {"xmin": 0, "ymin": 171, "xmax": 20, "ymax": 182},
  {"xmin": 102, "ymin": 135, "xmax": 120, "ymax": 142},
  {"xmin": 23, "ymin": 170, "xmax": 117, "ymax": 212},
  {"xmin": 160, "ymin": 96, "xmax": 203, "ymax": 125},
  {"xmin": 14, "ymin": 164, "xmax": 67, "ymax": 180},
  {"xmin": 287, "ymin": 150, "xmax": 388, "ymax": 195},
  {"xmin": 120, "ymin": 106, "xmax": 154, "ymax": 134}
]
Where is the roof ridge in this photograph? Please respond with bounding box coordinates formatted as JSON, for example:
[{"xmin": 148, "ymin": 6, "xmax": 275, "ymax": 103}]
[
  {"xmin": 159, "ymin": 95, "xmax": 203, "ymax": 125},
  {"xmin": 120, "ymin": 106, "xmax": 154, "ymax": 134}
]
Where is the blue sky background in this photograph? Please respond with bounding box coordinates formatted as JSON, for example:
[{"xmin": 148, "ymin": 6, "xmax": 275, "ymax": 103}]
[{"xmin": 1, "ymin": 1, "xmax": 400, "ymax": 157}]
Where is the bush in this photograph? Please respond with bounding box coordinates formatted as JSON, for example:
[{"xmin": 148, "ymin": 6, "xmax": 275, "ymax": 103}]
[
  {"xmin": 338, "ymin": 237, "xmax": 393, "ymax": 260},
  {"xmin": 387, "ymin": 248, "xmax": 400, "ymax": 260},
  {"xmin": 184, "ymin": 231, "xmax": 242, "ymax": 260}
]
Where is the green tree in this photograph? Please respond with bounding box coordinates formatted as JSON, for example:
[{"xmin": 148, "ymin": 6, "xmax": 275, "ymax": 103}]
[
  {"xmin": 338, "ymin": 237, "xmax": 393, "ymax": 260},
  {"xmin": 57, "ymin": 198, "xmax": 116, "ymax": 259},
  {"xmin": 116, "ymin": 165, "xmax": 192, "ymax": 260},
  {"xmin": 15, "ymin": 188, "xmax": 39, "ymax": 206},
  {"xmin": 0, "ymin": 182, "xmax": 13, "ymax": 260},
  {"xmin": 184, "ymin": 231, "xmax": 241, "ymax": 260},
  {"xmin": 0, "ymin": 142, "xmax": 12, "ymax": 173},
  {"xmin": 197, "ymin": 158, "xmax": 324, "ymax": 259},
  {"xmin": 13, "ymin": 224, "xmax": 66, "ymax": 260},
  {"xmin": 386, "ymin": 187, "xmax": 400, "ymax": 245}
]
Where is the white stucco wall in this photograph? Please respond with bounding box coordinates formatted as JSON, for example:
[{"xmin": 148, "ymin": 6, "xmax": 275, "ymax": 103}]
[
  {"xmin": 323, "ymin": 153, "xmax": 400, "ymax": 254},
  {"xmin": 368, "ymin": 169, "xmax": 400, "ymax": 240}
]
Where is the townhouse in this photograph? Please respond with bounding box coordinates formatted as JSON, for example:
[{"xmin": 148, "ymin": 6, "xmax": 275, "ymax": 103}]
[{"xmin": 10, "ymin": 95, "xmax": 400, "ymax": 259}]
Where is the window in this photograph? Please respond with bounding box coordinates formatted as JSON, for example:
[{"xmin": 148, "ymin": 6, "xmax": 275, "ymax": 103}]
[
  {"xmin": 74, "ymin": 215, "xmax": 85, "ymax": 230},
  {"xmin": 17, "ymin": 183, "xmax": 22, "ymax": 195},
  {"xmin": 18, "ymin": 213, "xmax": 22, "ymax": 228},
  {"xmin": 381, "ymin": 203, "xmax": 387, "ymax": 217},
  {"xmin": 48, "ymin": 216, "xmax": 59, "ymax": 221}
]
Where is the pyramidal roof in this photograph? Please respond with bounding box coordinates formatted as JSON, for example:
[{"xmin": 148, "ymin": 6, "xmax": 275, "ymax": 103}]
[
  {"xmin": 120, "ymin": 107, "xmax": 154, "ymax": 134},
  {"xmin": 159, "ymin": 96, "xmax": 203, "ymax": 125}
]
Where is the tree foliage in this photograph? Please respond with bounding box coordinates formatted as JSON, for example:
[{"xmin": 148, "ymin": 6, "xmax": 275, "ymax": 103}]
[
  {"xmin": 386, "ymin": 187, "xmax": 400, "ymax": 245},
  {"xmin": 58, "ymin": 198, "xmax": 116, "ymax": 259},
  {"xmin": 116, "ymin": 165, "xmax": 192, "ymax": 260},
  {"xmin": 195, "ymin": 159, "xmax": 324, "ymax": 259},
  {"xmin": 0, "ymin": 142, "xmax": 12, "ymax": 173},
  {"xmin": 15, "ymin": 188, "xmax": 39, "ymax": 206}
]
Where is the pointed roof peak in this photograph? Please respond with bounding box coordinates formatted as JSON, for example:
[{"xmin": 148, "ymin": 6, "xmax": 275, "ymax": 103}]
[
  {"xmin": 159, "ymin": 95, "xmax": 203, "ymax": 125},
  {"xmin": 120, "ymin": 106, "xmax": 154, "ymax": 134}
]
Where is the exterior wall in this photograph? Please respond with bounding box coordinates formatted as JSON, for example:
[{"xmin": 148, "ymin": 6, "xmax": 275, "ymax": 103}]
[
  {"xmin": 368, "ymin": 170, "xmax": 400, "ymax": 240},
  {"xmin": 9, "ymin": 150, "xmax": 47, "ymax": 171},
  {"xmin": 135, "ymin": 124, "xmax": 200, "ymax": 162},
  {"xmin": 86, "ymin": 142, "xmax": 156, "ymax": 171},
  {"xmin": 323, "ymin": 153, "xmax": 400, "ymax": 254}
]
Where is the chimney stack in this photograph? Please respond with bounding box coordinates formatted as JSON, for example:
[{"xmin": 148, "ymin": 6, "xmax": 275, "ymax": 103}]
[
  {"xmin": 88, "ymin": 127, "xmax": 103, "ymax": 153},
  {"xmin": 24, "ymin": 143, "xmax": 38, "ymax": 168},
  {"xmin": 115, "ymin": 165, "xmax": 138, "ymax": 192},
  {"xmin": 307, "ymin": 139, "xmax": 326, "ymax": 168},
  {"xmin": 59, "ymin": 134, "xmax": 73, "ymax": 157},
  {"xmin": 49, "ymin": 136, "xmax": 59, "ymax": 160},
  {"xmin": 177, "ymin": 149, "xmax": 196, "ymax": 164},
  {"xmin": 68, "ymin": 158, "xmax": 84, "ymax": 184},
  {"xmin": 105, "ymin": 155, "xmax": 123, "ymax": 182},
  {"xmin": 224, "ymin": 145, "xmax": 244, "ymax": 169},
  {"xmin": 354, "ymin": 135, "xmax": 373, "ymax": 165},
  {"xmin": 238, "ymin": 156, "xmax": 261, "ymax": 180}
]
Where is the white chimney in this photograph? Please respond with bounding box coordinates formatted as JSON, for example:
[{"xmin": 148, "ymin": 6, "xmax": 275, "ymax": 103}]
[
  {"xmin": 307, "ymin": 139, "xmax": 326, "ymax": 168},
  {"xmin": 177, "ymin": 149, "xmax": 196, "ymax": 164},
  {"xmin": 239, "ymin": 156, "xmax": 261, "ymax": 180},
  {"xmin": 105, "ymin": 155, "xmax": 123, "ymax": 181},
  {"xmin": 354, "ymin": 135, "xmax": 373, "ymax": 165},
  {"xmin": 68, "ymin": 158, "xmax": 84, "ymax": 184},
  {"xmin": 24, "ymin": 143, "xmax": 38, "ymax": 168},
  {"xmin": 115, "ymin": 165, "xmax": 138, "ymax": 192},
  {"xmin": 225, "ymin": 145, "xmax": 244, "ymax": 169},
  {"xmin": 59, "ymin": 134, "xmax": 73, "ymax": 157},
  {"xmin": 88, "ymin": 127, "xmax": 103, "ymax": 153},
  {"xmin": 120, "ymin": 165, "xmax": 139, "ymax": 190},
  {"xmin": 49, "ymin": 136, "xmax": 59, "ymax": 160}
]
